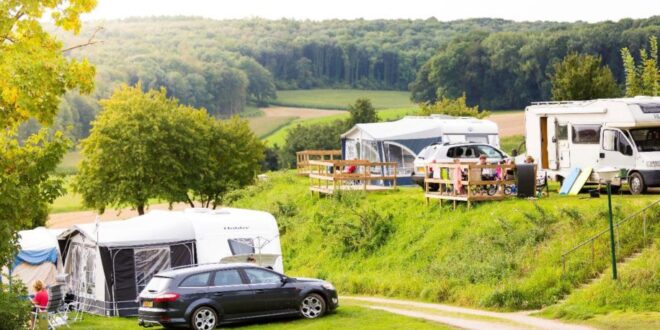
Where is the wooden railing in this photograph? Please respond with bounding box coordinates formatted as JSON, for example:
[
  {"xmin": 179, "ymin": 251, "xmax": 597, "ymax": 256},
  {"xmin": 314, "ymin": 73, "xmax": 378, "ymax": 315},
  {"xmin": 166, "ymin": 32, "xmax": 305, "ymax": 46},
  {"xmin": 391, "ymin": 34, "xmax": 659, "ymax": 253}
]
[
  {"xmin": 424, "ymin": 163, "xmax": 525, "ymax": 209},
  {"xmin": 308, "ymin": 159, "xmax": 398, "ymax": 195},
  {"xmin": 296, "ymin": 150, "xmax": 342, "ymax": 176}
]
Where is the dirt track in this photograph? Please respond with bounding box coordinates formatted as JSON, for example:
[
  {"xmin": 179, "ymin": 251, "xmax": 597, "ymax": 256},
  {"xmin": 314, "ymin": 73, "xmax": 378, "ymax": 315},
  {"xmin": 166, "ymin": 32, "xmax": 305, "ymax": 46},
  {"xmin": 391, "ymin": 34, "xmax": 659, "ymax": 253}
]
[
  {"xmin": 262, "ymin": 106, "xmax": 346, "ymax": 119},
  {"xmin": 46, "ymin": 203, "xmax": 189, "ymax": 229},
  {"xmin": 488, "ymin": 112, "xmax": 524, "ymax": 137}
]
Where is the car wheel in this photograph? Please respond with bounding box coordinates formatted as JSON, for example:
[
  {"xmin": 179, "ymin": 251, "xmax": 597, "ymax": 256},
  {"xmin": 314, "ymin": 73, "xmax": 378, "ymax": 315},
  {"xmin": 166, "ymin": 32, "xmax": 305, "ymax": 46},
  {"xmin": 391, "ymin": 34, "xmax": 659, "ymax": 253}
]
[
  {"xmin": 190, "ymin": 306, "xmax": 218, "ymax": 330},
  {"xmin": 629, "ymin": 173, "xmax": 646, "ymax": 195},
  {"xmin": 300, "ymin": 293, "xmax": 326, "ymax": 319}
]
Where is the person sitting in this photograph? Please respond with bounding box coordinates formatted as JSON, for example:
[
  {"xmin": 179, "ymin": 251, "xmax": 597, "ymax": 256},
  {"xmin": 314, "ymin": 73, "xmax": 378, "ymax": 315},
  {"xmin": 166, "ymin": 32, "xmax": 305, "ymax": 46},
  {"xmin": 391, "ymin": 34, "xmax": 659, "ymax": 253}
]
[
  {"xmin": 479, "ymin": 154, "xmax": 497, "ymax": 181},
  {"xmin": 524, "ymin": 155, "xmax": 535, "ymax": 164},
  {"xmin": 452, "ymin": 158, "xmax": 464, "ymax": 195},
  {"xmin": 30, "ymin": 280, "xmax": 49, "ymax": 329}
]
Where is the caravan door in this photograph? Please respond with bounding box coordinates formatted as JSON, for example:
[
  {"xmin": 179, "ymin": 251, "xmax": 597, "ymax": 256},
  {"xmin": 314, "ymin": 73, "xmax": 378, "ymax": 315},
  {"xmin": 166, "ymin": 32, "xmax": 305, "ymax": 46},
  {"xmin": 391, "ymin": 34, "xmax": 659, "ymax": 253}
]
[{"xmin": 600, "ymin": 128, "xmax": 636, "ymax": 170}]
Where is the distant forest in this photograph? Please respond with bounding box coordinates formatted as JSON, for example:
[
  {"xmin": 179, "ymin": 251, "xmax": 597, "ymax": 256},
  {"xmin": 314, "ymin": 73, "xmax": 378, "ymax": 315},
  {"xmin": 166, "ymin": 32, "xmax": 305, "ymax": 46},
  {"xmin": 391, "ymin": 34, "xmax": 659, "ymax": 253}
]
[{"xmin": 35, "ymin": 16, "xmax": 660, "ymax": 141}]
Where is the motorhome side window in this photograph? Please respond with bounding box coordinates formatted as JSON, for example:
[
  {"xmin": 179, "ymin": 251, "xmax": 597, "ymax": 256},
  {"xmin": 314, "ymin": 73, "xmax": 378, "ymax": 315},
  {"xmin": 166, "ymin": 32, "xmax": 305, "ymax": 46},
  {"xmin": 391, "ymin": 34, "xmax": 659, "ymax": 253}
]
[
  {"xmin": 557, "ymin": 125, "xmax": 568, "ymax": 140},
  {"xmin": 571, "ymin": 125, "xmax": 601, "ymax": 144}
]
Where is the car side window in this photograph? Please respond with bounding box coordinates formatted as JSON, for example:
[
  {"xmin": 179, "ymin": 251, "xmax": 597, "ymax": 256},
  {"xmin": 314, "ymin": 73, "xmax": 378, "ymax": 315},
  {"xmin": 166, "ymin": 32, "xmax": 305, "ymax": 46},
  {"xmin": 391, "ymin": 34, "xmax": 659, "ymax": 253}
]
[
  {"xmin": 446, "ymin": 147, "xmax": 455, "ymax": 158},
  {"xmin": 477, "ymin": 145, "xmax": 503, "ymax": 159},
  {"xmin": 244, "ymin": 268, "xmax": 282, "ymax": 284},
  {"xmin": 213, "ymin": 269, "xmax": 243, "ymax": 286},
  {"xmin": 179, "ymin": 272, "xmax": 211, "ymax": 287}
]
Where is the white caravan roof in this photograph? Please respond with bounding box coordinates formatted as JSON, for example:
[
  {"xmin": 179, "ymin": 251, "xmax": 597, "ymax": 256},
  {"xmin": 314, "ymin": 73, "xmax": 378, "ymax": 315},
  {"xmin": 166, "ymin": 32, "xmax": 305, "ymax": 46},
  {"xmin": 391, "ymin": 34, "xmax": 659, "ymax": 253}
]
[
  {"xmin": 59, "ymin": 208, "xmax": 280, "ymax": 252},
  {"xmin": 341, "ymin": 115, "xmax": 499, "ymax": 140},
  {"xmin": 18, "ymin": 227, "xmax": 62, "ymax": 251},
  {"xmin": 526, "ymin": 96, "xmax": 660, "ymax": 128}
]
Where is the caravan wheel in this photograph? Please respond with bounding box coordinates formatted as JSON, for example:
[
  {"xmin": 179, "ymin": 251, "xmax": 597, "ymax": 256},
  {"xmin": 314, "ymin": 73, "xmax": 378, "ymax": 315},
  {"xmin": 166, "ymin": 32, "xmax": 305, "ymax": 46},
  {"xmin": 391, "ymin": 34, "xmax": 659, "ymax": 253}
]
[{"xmin": 191, "ymin": 306, "xmax": 218, "ymax": 330}]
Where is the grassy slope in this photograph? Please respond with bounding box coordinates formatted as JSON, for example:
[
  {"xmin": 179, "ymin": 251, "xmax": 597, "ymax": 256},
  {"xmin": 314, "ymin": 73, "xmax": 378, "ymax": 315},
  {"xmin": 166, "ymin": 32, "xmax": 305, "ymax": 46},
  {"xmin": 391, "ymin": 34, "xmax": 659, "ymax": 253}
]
[
  {"xmin": 68, "ymin": 305, "xmax": 451, "ymax": 330},
  {"xmin": 264, "ymin": 107, "xmax": 417, "ymax": 145},
  {"xmin": 228, "ymin": 171, "xmax": 659, "ymax": 311},
  {"xmin": 540, "ymin": 239, "xmax": 659, "ymax": 329},
  {"xmin": 272, "ymin": 89, "xmax": 414, "ymax": 110}
]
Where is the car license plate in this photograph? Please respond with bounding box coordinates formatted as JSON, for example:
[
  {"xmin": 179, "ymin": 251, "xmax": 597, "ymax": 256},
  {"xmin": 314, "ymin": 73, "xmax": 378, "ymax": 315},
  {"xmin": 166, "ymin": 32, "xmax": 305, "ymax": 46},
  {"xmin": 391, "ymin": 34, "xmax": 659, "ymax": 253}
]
[
  {"xmin": 143, "ymin": 301, "xmax": 153, "ymax": 308},
  {"xmin": 417, "ymin": 167, "xmax": 425, "ymax": 173}
]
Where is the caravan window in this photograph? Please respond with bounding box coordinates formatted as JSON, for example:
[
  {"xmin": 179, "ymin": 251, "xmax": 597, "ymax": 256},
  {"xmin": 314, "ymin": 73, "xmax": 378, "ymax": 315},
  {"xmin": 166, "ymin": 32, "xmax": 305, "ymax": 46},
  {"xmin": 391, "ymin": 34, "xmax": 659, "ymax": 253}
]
[
  {"xmin": 572, "ymin": 125, "xmax": 601, "ymax": 144},
  {"xmin": 228, "ymin": 238, "xmax": 255, "ymax": 255}
]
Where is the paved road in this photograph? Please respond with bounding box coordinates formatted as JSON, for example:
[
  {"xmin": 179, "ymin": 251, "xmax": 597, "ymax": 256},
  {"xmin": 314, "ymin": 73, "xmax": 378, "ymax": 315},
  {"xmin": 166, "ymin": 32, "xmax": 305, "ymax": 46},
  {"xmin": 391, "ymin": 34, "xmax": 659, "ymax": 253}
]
[{"xmin": 343, "ymin": 296, "xmax": 595, "ymax": 330}]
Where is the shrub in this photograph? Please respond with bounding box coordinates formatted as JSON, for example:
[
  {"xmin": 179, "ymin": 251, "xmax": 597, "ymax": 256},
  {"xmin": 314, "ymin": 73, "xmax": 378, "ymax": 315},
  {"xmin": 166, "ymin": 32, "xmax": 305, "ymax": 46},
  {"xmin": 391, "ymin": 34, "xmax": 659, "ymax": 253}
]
[{"xmin": 0, "ymin": 280, "xmax": 31, "ymax": 329}]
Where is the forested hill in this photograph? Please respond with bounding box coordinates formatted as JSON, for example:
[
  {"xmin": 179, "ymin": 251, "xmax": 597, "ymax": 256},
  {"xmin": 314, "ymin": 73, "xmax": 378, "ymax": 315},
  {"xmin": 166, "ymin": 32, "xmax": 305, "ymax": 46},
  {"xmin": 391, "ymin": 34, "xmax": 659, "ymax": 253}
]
[{"xmin": 44, "ymin": 16, "xmax": 659, "ymax": 142}]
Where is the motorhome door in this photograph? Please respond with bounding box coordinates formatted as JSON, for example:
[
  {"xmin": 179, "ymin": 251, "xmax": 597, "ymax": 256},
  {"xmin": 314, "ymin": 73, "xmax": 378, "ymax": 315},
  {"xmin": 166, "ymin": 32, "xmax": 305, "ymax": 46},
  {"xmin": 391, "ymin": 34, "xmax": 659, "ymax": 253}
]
[
  {"xmin": 556, "ymin": 123, "xmax": 570, "ymax": 168},
  {"xmin": 599, "ymin": 128, "xmax": 636, "ymax": 170},
  {"xmin": 540, "ymin": 117, "xmax": 549, "ymax": 169}
]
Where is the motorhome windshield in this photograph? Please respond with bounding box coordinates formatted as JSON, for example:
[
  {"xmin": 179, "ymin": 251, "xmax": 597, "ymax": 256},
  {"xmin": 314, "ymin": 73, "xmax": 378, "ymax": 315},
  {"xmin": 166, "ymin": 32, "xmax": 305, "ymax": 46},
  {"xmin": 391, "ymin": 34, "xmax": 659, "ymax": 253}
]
[{"xmin": 629, "ymin": 127, "xmax": 660, "ymax": 152}]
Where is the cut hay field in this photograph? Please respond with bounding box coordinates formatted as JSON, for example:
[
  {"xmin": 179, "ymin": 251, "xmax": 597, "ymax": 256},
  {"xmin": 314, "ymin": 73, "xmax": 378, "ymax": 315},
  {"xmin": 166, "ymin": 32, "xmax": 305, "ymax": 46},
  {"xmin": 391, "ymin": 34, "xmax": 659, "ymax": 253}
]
[{"xmin": 272, "ymin": 89, "xmax": 414, "ymax": 110}]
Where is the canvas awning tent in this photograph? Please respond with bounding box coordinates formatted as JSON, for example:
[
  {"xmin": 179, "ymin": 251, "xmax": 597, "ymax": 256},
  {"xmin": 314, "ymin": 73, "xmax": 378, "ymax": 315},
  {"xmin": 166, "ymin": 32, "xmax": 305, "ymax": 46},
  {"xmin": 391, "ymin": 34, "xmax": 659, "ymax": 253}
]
[
  {"xmin": 341, "ymin": 115, "xmax": 499, "ymax": 185},
  {"xmin": 58, "ymin": 208, "xmax": 282, "ymax": 316},
  {"xmin": 1, "ymin": 227, "xmax": 64, "ymax": 288}
]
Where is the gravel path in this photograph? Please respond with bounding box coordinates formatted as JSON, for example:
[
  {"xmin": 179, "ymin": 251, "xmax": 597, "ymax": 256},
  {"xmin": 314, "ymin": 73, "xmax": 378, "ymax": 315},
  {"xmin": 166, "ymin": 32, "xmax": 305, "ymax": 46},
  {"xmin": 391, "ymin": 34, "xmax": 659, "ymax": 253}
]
[{"xmin": 344, "ymin": 296, "xmax": 594, "ymax": 330}]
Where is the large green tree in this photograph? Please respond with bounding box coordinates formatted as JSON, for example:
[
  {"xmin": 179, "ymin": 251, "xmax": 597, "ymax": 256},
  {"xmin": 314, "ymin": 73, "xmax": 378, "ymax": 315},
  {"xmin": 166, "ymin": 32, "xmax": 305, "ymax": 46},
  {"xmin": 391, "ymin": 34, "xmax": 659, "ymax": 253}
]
[
  {"xmin": 419, "ymin": 94, "xmax": 490, "ymax": 119},
  {"xmin": 239, "ymin": 58, "xmax": 277, "ymax": 106},
  {"xmin": 75, "ymin": 84, "xmax": 208, "ymax": 215},
  {"xmin": 621, "ymin": 36, "xmax": 659, "ymax": 97},
  {"xmin": 0, "ymin": 0, "xmax": 95, "ymax": 290},
  {"xmin": 550, "ymin": 52, "xmax": 619, "ymax": 101},
  {"xmin": 191, "ymin": 117, "xmax": 264, "ymax": 208}
]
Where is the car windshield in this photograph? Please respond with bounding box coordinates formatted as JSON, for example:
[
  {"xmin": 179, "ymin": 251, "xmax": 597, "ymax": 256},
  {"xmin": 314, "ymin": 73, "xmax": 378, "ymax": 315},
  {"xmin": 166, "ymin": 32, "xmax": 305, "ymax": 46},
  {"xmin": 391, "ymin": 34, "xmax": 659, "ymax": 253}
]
[
  {"xmin": 144, "ymin": 276, "xmax": 171, "ymax": 293},
  {"xmin": 629, "ymin": 128, "xmax": 660, "ymax": 152}
]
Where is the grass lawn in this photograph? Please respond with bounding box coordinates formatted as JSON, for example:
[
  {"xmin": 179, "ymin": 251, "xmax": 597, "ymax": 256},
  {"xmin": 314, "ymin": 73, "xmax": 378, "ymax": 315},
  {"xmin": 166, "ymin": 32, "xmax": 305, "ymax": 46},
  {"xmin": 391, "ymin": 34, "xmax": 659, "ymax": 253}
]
[
  {"xmin": 56, "ymin": 149, "xmax": 82, "ymax": 175},
  {"xmin": 500, "ymin": 135, "xmax": 524, "ymax": 155},
  {"xmin": 68, "ymin": 305, "xmax": 451, "ymax": 330},
  {"xmin": 272, "ymin": 89, "xmax": 414, "ymax": 110},
  {"xmin": 264, "ymin": 107, "xmax": 417, "ymax": 145},
  {"xmin": 248, "ymin": 116, "xmax": 297, "ymax": 139}
]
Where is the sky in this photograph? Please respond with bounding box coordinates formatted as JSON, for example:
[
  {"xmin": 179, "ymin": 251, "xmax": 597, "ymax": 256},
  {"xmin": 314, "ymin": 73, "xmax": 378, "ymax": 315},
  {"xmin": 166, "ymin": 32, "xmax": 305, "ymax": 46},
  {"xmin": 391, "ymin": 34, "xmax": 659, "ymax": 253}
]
[{"xmin": 84, "ymin": 0, "xmax": 660, "ymax": 23}]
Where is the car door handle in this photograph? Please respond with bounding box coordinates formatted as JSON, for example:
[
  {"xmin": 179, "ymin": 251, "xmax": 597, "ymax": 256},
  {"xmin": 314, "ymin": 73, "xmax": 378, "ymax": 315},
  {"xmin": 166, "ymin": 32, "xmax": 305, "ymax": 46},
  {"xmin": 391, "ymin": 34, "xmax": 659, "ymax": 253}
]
[
  {"xmin": 213, "ymin": 292, "xmax": 224, "ymax": 296},
  {"xmin": 255, "ymin": 289, "xmax": 265, "ymax": 294}
]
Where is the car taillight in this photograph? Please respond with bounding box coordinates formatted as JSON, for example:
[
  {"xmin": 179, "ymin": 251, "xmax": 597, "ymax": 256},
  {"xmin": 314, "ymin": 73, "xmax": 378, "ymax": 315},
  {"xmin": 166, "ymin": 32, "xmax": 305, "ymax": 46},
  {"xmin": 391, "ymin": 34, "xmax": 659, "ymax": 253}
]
[{"xmin": 153, "ymin": 293, "xmax": 180, "ymax": 303}]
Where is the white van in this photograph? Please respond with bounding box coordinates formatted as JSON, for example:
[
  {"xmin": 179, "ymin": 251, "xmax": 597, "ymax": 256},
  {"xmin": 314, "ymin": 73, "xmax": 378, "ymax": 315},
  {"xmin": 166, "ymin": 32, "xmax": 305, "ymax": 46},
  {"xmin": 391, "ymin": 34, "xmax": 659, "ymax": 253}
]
[{"xmin": 524, "ymin": 97, "xmax": 660, "ymax": 194}]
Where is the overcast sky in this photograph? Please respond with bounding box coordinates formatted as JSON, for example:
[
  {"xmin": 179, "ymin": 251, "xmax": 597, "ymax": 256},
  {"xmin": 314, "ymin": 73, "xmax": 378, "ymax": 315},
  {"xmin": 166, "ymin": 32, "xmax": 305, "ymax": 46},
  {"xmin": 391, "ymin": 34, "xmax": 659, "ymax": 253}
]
[{"xmin": 83, "ymin": 0, "xmax": 660, "ymax": 22}]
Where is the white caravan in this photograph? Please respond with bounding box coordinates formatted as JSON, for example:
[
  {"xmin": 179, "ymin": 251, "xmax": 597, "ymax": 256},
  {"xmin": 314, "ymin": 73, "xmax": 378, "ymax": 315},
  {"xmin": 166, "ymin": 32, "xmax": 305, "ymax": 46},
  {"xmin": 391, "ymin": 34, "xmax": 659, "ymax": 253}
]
[
  {"xmin": 524, "ymin": 97, "xmax": 660, "ymax": 194},
  {"xmin": 58, "ymin": 208, "xmax": 282, "ymax": 316}
]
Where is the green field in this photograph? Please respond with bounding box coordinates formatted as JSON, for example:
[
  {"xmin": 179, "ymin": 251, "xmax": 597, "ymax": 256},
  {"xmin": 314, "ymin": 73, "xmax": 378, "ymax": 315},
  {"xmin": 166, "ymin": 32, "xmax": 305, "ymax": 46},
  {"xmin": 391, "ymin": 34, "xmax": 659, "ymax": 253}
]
[
  {"xmin": 272, "ymin": 89, "xmax": 414, "ymax": 110},
  {"xmin": 263, "ymin": 107, "xmax": 417, "ymax": 145},
  {"xmin": 227, "ymin": 171, "xmax": 658, "ymax": 312},
  {"xmin": 248, "ymin": 116, "xmax": 297, "ymax": 138},
  {"xmin": 68, "ymin": 305, "xmax": 450, "ymax": 330}
]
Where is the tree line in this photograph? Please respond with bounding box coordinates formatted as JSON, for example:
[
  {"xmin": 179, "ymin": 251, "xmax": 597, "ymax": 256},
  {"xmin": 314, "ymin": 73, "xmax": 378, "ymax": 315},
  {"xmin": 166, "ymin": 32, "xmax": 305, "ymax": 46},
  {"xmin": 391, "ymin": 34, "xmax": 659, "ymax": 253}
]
[{"xmin": 411, "ymin": 18, "xmax": 659, "ymax": 108}]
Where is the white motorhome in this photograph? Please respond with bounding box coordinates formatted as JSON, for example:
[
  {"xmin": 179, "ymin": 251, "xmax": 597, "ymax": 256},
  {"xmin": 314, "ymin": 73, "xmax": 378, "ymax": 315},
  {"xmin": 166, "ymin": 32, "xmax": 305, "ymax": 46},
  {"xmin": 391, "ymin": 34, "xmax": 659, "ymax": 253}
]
[{"xmin": 525, "ymin": 97, "xmax": 660, "ymax": 194}]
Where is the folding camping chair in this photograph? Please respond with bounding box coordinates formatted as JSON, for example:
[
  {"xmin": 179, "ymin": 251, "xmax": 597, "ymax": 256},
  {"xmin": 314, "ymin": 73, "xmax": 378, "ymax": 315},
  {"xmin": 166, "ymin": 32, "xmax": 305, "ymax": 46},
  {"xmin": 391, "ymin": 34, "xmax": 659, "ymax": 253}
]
[
  {"xmin": 31, "ymin": 284, "xmax": 70, "ymax": 329},
  {"xmin": 536, "ymin": 170, "xmax": 548, "ymax": 197}
]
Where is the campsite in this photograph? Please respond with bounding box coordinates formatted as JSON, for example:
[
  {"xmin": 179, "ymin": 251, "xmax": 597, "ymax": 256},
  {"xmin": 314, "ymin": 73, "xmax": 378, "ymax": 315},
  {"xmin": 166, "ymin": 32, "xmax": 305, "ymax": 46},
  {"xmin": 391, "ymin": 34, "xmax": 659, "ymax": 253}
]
[{"xmin": 1, "ymin": 1, "xmax": 660, "ymax": 330}]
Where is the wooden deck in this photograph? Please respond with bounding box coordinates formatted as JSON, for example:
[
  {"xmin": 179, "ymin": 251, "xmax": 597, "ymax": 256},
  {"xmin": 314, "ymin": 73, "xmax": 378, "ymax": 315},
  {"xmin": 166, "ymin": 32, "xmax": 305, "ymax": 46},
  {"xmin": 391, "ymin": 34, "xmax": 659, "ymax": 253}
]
[
  {"xmin": 308, "ymin": 159, "xmax": 398, "ymax": 195},
  {"xmin": 423, "ymin": 163, "xmax": 529, "ymax": 209},
  {"xmin": 296, "ymin": 150, "xmax": 342, "ymax": 176}
]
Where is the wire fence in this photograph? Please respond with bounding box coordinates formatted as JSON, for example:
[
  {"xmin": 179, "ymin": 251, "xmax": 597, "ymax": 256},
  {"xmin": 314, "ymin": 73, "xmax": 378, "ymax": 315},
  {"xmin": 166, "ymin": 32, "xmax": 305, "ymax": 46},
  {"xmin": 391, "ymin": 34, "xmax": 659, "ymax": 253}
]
[{"xmin": 561, "ymin": 199, "xmax": 659, "ymax": 273}]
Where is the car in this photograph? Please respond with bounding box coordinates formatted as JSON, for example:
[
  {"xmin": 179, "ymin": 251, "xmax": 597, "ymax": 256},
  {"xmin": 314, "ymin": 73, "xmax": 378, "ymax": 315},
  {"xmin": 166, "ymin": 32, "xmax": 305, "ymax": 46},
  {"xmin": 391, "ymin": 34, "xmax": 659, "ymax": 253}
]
[
  {"xmin": 137, "ymin": 263, "xmax": 338, "ymax": 329},
  {"xmin": 411, "ymin": 142, "xmax": 509, "ymax": 187}
]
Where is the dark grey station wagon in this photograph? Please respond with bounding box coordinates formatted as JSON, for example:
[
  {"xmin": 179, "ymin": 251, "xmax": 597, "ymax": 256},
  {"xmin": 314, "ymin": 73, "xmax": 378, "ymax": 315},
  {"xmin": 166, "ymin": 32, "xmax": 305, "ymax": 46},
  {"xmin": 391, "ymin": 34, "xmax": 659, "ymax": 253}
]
[{"xmin": 137, "ymin": 263, "xmax": 338, "ymax": 329}]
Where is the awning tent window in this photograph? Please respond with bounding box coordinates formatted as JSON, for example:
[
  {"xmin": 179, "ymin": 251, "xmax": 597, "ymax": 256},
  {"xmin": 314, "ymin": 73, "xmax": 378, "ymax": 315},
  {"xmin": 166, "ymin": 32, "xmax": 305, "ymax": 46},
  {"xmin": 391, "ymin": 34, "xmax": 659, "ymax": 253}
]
[{"xmin": 134, "ymin": 247, "xmax": 171, "ymax": 295}]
